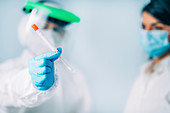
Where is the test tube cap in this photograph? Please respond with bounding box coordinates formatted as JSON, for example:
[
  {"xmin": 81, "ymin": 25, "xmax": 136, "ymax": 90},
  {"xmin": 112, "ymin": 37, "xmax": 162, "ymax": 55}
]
[{"xmin": 32, "ymin": 24, "xmax": 39, "ymax": 31}]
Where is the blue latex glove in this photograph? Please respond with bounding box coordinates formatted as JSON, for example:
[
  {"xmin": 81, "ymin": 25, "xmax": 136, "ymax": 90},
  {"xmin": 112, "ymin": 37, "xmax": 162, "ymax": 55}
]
[{"xmin": 29, "ymin": 48, "xmax": 62, "ymax": 91}]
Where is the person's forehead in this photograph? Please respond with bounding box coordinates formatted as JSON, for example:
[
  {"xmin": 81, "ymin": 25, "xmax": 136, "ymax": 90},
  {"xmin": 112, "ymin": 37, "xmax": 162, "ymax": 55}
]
[
  {"xmin": 46, "ymin": 21, "xmax": 59, "ymax": 27},
  {"xmin": 142, "ymin": 12, "xmax": 160, "ymax": 25}
]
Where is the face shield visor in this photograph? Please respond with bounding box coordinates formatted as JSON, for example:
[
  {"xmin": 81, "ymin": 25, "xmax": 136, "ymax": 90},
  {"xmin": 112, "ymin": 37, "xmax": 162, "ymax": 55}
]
[{"xmin": 18, "ymin": 1, "xmax": 80, "ymax": 55}]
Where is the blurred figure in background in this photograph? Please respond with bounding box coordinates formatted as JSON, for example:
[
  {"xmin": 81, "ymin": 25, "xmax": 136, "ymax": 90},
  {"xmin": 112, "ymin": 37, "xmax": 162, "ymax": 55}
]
[
  {"xmin": 124, "ymin": 0, "xmax": 170, "ymax": 113},
  {"xmin": 0, "ymin": 0, "xmax": 90, "ymax": 113}
]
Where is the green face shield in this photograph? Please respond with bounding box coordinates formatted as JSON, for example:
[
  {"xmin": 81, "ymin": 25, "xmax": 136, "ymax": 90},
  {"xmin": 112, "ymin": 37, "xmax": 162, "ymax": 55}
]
[
  {"xmin": 18, "ymin": 1, "xmax": 79, "ymax": 59},
  {"xmin": 23, "ymin": 1, "xmax": 81, "ymax": 37},
  {"xmin": 23, "ymin": 0, "xmax": 80, "ymax": 23}
]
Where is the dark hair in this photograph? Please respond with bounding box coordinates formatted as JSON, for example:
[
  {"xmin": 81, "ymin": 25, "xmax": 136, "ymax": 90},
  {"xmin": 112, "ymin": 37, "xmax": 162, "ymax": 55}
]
[
  {"xmin": 142, "ymin": 0, "xmax": 170, "ymax": 25},
  {"xmin": 47, "ymin": 16, "xmax": 70, "ymax": 27}
]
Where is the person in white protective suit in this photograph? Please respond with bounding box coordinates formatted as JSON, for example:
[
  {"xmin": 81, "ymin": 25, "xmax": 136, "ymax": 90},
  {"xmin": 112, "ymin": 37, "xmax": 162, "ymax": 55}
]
[
  {"xmin": 0, "ymin": 1, "xmax": 90, "ymax": 113},
  {"xmin": 124, "ymin": 0, "xmax": 170, "ymax": 113}
]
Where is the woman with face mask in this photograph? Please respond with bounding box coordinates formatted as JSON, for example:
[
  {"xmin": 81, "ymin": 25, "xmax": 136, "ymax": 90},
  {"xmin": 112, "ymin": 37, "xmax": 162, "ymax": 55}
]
[{"xmin": 124, "ymin": 0, "xmax": 170, "ymax": 113}]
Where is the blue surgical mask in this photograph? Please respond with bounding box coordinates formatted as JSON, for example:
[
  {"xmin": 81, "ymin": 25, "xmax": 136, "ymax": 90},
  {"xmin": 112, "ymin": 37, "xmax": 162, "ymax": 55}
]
[{"xmin": 140, "ymin": 30, "xmax": 170, "ymax": 58}]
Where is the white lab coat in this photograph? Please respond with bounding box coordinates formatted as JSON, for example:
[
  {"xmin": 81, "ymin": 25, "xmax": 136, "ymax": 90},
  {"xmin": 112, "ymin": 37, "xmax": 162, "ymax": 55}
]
[
  {"xmin": 124, "ymin": 56, "xmax": 170, "ymax": 113},
  {"xmin": 0, "ymin": 49, "xmax": 90, "ymax": 113}
]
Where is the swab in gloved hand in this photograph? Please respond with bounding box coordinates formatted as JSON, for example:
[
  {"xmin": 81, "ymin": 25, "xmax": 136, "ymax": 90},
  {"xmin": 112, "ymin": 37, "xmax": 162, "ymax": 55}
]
[{"xmin": 32, "ymin": 24, "xmax": 73, "ymax": 72}]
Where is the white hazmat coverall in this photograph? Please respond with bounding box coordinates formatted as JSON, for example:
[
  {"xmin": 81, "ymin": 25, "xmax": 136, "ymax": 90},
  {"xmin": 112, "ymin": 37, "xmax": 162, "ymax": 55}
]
[{"xmin": 0, "ymin": 16, "xmax": 90, "ymax": 113}]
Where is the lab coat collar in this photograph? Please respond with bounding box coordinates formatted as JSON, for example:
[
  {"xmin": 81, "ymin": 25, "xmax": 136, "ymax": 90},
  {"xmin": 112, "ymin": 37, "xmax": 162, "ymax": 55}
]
[
  {"xmin": 141, "ymin": 55, "xmax": 170, "ymax": 76},
  {"xmin": 154, "ymin": 56, "xmax": 170, "ymax": 74}
]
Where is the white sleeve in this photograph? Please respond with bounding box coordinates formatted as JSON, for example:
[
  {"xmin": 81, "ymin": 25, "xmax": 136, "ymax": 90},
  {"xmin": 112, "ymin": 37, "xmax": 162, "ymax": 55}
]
[
  {"xmin": 73, "ymin": 71, "xmax": 91, "ymax": 113},
  {"xmin": 0, "ymin": 68, "xmax": 58, "ymax": 108}
]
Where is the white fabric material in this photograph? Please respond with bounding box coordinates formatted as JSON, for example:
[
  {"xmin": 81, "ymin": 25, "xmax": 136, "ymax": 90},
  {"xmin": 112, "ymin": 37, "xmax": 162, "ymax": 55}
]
[
  {"xmin": 124, "ymin": 56, "xmax": 170, "ymax": 113},
  {"xmin": 0, "ymin": 14, "xmax": 90, "ymax": 113},
  {"xmin": 0, "ymin": 49, "xmax": 90, "ymax": 113}
]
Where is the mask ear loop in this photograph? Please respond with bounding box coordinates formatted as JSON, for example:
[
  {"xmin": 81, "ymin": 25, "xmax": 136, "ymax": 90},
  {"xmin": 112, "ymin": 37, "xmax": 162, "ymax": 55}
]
[
  {"xmin": 167, "ymin": 30, "xmax": 170, "ymax": 35},
  {"xmin": 166, "ymin": 30, "xmax": 170, "ymax": 43}
]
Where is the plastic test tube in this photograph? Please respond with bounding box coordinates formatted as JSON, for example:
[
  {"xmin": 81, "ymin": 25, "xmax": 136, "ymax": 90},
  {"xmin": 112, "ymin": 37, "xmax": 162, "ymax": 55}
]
[{"xmin": 32, "ymin": 24, "xmax": 72, "ymax": 71}]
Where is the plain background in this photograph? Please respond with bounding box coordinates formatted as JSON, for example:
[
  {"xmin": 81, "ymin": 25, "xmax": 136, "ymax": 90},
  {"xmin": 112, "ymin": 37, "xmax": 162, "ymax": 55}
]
[{"xmin": 0, "ymin": 0, "xmax": 150, "ymax": 113}]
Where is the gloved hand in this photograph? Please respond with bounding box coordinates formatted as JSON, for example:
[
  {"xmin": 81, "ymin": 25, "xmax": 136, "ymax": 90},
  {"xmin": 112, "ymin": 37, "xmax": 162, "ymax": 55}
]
[{"xmin": 29, "ymin": 48, "xmax": 62, "ymax": 91}]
